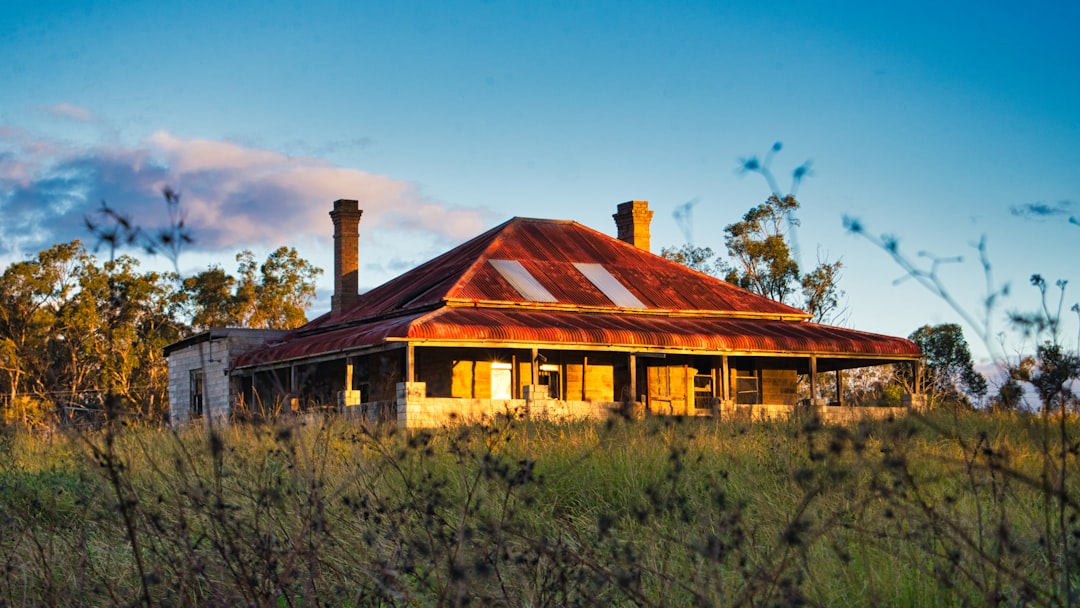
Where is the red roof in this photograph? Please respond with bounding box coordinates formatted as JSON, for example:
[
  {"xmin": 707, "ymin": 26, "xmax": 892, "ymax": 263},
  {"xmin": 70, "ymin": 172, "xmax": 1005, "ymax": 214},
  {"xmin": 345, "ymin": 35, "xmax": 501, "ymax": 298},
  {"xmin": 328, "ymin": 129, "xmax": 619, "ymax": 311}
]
[
  {"xmin": 233, "ymin": 217, "xmax": 919, "ymax": 369},
  {"xmin": 234, "ymin": 307, "xmax": 919, "ymax": 368}
]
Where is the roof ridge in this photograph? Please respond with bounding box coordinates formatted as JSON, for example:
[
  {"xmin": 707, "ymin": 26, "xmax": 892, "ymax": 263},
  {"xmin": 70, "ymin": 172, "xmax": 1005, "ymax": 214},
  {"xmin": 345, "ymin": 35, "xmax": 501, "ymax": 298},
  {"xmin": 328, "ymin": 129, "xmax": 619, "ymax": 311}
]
[{"xmin": 441, "ymin": 297, "xmax": 808, "ymax": 320}]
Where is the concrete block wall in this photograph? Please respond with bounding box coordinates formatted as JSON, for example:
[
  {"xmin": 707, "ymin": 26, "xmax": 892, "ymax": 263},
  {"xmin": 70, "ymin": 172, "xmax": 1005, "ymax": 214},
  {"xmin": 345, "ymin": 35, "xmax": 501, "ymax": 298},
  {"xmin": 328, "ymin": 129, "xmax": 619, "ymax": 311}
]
[
  {"xmin": 167, "ymin": 342, "xmax": 230, "ymax": 425},
  {"xmin": 167, "ymin": 330, "xmax": 286, "ymax": 425},
  {"xmin": 717, "ymin": 400, "xmax": 912, "ymax": 423}
]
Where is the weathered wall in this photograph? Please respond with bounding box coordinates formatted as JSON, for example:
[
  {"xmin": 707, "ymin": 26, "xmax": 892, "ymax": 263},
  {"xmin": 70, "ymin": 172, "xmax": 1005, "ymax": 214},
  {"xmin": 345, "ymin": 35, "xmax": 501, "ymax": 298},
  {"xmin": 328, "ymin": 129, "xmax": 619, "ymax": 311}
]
[
  {"xmin": 565, "ymin": 353, "xmax": 615, "ymax": 402},
  {"xmin": 646, "ymin": 364, "xmax": 692, "ymax": 415},
  {"xmin": 761, "ymin": 369, "xmax": 798, "ymax": 405},
  {"xmin": 167, "ymin": 331, "xmax": 283, "ymax": 424},
  {"xmin": 168, "ymin": 343, "xmax": 228, "ymax": 424},
  {"xmin": 452, "ymin": 360, "xmax": 492, "ymax": 399},
  {"xmin": 396, "ymin": 382, "xmax": 616, "ymax": 429}
]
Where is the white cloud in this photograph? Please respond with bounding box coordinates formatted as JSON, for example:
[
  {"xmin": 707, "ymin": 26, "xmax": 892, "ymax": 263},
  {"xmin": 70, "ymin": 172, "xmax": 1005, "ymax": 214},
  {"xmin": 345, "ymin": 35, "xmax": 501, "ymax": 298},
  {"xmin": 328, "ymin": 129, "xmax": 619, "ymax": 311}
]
[{"xmin": 0, "ymin": 129, "xmax": 494, "ymax": 257}]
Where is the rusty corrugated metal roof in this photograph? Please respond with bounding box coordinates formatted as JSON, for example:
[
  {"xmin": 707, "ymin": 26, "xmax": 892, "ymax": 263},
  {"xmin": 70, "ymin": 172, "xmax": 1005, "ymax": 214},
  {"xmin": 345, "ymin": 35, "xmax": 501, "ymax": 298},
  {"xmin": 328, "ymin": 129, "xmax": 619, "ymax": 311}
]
[
  {"xmin": 232, "ymin": 215, "xmax": 919, "ymax": 369},
  {"xmin": 409, "ymin": 308, "xmax": 920, "ymax": 356},
  {"xmin": 233, "ymin": 306, "xmax": 919, "ymax": 368},
  {"xmin": 301, "ymin": 217, "xmax": 806, "ymax": 331}
]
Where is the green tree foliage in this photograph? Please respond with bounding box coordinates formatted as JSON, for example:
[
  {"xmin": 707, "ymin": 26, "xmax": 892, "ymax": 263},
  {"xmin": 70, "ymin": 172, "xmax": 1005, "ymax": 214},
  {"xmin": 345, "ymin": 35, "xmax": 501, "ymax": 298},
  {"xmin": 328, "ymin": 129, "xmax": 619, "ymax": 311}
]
[
  {"xmin": 799, "ymin": 255, "xmax": 844, "ymax": 324},
  {"xmin": 182, "ymin": 247, "xmax": 323, "ymax": 331},
  {"xmin": 1, "ymin": 240, "xmax": 325, "ymax": 425},
  {"xmin": 0, "ymin": 242, "xmax": 83, "ymax": 424},
  {"xmin": 996, "ymin": 343, "xmax": 1080, "ymax": 412},
  {"xmin": 661, "ymin": 194, "xmax": 845, "ymax": 323},
  {"xmin": 908, "ymin": 323, "xmax": 988, "ymax": 408},
  {"xmin": 657, "ymin": 244, "xmax": 726, "ymax": 276},
  {"xmin": 180, "ymin": 266, "xmax": 236, "ymax": 330},
  {"xmin": 722, "ymin": 194, "xmax": 801, "ymax": 304},
  {"xmin": 723, "ymin": 195, "xmax": 847, "ymax": 323},
  {"xmin": 0, "ymin": 242, "xmax": 184, "ymax": 424}
]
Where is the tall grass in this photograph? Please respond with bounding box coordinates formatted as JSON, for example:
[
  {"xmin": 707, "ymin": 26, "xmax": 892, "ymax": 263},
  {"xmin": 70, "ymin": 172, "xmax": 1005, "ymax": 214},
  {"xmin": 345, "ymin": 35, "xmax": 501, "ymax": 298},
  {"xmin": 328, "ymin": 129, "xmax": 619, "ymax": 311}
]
[{"xmin": 0, "ymin": 409, "xmax": 1076, "ymax": 606}]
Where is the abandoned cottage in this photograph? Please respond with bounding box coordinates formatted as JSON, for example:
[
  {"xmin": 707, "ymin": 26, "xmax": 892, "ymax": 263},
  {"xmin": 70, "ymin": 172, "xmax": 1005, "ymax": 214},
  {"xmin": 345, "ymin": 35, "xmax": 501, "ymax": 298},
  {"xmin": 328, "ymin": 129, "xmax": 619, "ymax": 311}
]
[{"xmin": 165, "ymin": 199, "xmax": 923, "ymax": 427}]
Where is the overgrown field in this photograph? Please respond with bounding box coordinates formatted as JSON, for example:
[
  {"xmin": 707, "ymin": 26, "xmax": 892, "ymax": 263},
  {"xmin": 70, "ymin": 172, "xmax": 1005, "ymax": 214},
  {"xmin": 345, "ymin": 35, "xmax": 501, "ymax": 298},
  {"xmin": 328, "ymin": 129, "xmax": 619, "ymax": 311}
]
[{"xmin": 0, "ymin": 410, "xmax": 1077, "ymax": 607}]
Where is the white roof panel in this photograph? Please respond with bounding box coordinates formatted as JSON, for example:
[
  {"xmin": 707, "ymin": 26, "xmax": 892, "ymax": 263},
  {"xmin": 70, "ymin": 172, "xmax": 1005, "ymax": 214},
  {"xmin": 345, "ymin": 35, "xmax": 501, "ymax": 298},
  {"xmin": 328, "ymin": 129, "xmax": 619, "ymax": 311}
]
[
  {"xmin": 573, "ymin": 263, "xmax": 646, "ymax": 308},
  {"xmin": 489, "ymin": 259, "xmax": 558, "ymax": 303}
]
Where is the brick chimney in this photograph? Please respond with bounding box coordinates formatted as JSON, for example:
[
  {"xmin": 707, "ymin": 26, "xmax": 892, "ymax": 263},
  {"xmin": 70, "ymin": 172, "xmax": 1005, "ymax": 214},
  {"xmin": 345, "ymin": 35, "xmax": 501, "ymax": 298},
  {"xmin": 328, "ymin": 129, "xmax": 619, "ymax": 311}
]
[
  {"xmin": 330, "ymin": 199, "xmax": 363, "ymax": 315},
  {"xmin": 613, "ymin": 200, "xmax": 654, "ymax": 252}
]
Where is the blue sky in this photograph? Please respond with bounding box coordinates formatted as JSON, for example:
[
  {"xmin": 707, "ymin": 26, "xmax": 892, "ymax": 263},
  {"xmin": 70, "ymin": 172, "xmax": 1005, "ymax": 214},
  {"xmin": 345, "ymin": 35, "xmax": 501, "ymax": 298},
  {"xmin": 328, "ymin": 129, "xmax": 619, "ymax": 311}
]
[{"xmin": 2, "ymin": 0, "xmax": 1078, "ymax": 361}]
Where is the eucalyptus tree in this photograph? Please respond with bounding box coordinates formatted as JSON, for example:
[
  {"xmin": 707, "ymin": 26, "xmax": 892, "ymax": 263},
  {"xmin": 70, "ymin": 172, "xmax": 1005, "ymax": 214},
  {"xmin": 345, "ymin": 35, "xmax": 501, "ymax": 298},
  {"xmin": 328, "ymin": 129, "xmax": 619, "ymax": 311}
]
[
  {"xmin": 0, "ymin": 241, "xmax": 184, "ymax": 424},
  {"xmin": 181, "ymin": 247, "xmax": 323, "ymax": 332},
  {"xmin": 0, "ymin": 242, "xmax": 83, "ymax": 423},
  {"xmin": 908, "ymin": 323, "xmax": 988, "ymax": 408}
]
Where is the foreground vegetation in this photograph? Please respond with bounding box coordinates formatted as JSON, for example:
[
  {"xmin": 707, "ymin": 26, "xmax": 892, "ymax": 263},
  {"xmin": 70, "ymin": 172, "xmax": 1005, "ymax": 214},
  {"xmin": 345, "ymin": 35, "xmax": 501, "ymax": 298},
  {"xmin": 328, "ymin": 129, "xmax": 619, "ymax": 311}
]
[{"xmin": 0, "ymin": 408, "xmax": 1077, "ymax": 607}]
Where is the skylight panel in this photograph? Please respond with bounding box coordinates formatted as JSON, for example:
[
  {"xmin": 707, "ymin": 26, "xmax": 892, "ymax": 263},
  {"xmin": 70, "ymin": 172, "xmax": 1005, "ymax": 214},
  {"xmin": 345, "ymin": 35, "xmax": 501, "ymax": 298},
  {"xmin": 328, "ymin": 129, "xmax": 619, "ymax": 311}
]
[
  {"xmin": 489, "ymin": 259, "xmax": 558, "ymax": 302},
  {"xmin": 573, "ymin": 263, "xmax": 646, "ymax": 308}
]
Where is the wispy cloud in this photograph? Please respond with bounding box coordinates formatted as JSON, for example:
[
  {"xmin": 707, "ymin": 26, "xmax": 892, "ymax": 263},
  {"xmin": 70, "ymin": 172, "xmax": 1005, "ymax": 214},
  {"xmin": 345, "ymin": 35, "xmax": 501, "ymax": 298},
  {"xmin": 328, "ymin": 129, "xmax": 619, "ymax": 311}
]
[
  {"xmin": 0, "ymin": 128, "xmax": 493, "ymax": 257},
  {"xmin": 43, "ymin": 103, "xmax": 95, "ymax": 123}
]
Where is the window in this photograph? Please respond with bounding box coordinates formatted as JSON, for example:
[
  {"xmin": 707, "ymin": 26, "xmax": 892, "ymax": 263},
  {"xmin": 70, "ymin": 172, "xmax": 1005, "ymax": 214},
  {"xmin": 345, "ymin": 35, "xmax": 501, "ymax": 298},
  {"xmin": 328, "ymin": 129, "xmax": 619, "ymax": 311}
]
[
  {"xmin": 693, "ymin": 374, "xmax": 714, "ymax": 410},
  {"xmin": 190, "ymin": 369, "xmax": 204, "ymax": 418},
  {"xmin": 734, "ymin": 369, "xmax": 759, "ymax": 405}
]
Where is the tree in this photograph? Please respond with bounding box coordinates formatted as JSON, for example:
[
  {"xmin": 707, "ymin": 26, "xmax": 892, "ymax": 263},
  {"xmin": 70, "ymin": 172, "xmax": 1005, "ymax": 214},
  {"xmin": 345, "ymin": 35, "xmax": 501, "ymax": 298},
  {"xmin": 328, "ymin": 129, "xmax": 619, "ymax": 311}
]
[
  {"xmin": 662, "ymin": 144, "xmax": 845, "ymax": 323},
  {"xmin": 62, "ymin": 255, "xmax": 184, "ymax": 419},
  {"xmin": 662, "ymin": 195, "xmax": 846, "ymax": 323},
  {"xmin": 658, "ymin": 244, "xmax": 727, "ymax": 276},
  {"xmin": 180, "ymin": 266, "xmax": 237, "ymax": 329},
  {"xmin": 908, "ymin": 323, "xmax": 988, "ymax": 408},
  {"xmin": 0, "ymin": 242, "xmax": 83, "ymax": 424},
  {"xmin": 0, "ymin": 242, "xmax": 184, "ymax": 424},
  {"xmin": 722, "ymin": 194, "xmax": 802, "ymax": 304},
  {"xmin": 181, "ymin": 247, "xmax": 323, "ymax": 331}
]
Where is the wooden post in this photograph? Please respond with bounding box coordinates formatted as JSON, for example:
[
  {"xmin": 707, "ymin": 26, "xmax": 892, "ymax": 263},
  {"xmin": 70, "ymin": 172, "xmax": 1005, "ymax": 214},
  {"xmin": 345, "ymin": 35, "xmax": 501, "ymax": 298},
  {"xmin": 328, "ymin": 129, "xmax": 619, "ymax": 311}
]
[
  {"xmin": 628, "ymin": 353, "xmax": 637, "ymax": 403},
  {"xmin": 531, "ymin": 348, "xmax": 539, "ymax": 385},
  {"xmin": 835, "ymin": 369, "xmax": 843, "ymax": 407},
  {"xmin": 345, "ymin": 356, "xmax": 354, "ymax": 391},
  {"xmin": 585, "ymin": 355, "xmax": 593, "ymax": 401},
  {"xmin": 809, "ymin": 356, "xmax": 818, "ymax": 404},
  {"xmin": 290, "ymin": 364, "xmax": 299, "ymax": 411},
  {"xmin": 511, "ymin": 353, "xmax": 518, "ymax": 399},
  {"xmin": 406, "ymin": 343, "xmax": 415, "ymax": 383},
  {"xmin": 721, "ymin": 355, "xmax": 730, "ymax": 402}
]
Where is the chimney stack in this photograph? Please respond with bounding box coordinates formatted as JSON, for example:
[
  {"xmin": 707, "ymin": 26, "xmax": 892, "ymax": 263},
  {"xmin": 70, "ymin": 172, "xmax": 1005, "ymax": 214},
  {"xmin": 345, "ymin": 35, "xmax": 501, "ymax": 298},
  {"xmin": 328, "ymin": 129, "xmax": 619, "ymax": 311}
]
[
  {"xmin": 330, "ymin": 199, "xmax": 363, "ymax": 315},
  {"xmin": 613, "ymin": 200, "xmax": 654, "ymax": 252}
]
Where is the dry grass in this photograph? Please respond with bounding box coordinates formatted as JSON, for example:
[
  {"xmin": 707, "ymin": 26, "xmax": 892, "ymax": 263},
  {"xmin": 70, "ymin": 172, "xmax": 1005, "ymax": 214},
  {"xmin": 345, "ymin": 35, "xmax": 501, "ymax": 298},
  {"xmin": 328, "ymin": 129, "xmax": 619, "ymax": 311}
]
[{"xmin": 0, "ymin": 409, "xmax": 1076, "ymax": 606}]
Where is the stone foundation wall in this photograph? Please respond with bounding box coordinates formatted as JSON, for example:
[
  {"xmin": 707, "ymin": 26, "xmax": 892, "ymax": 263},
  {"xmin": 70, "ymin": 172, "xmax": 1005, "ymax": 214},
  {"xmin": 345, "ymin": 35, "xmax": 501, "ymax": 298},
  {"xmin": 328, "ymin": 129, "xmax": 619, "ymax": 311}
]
[
  {"xmin": 719, "ymin": 400, "xmax": 912, "ymax": 423},
  {"xmin": 395, "ymin": 382, "xmax": 617, "ymax": 428},
  {"xmin": 390, "ymin": 382, "xmax": 922, "ymax": 429}
]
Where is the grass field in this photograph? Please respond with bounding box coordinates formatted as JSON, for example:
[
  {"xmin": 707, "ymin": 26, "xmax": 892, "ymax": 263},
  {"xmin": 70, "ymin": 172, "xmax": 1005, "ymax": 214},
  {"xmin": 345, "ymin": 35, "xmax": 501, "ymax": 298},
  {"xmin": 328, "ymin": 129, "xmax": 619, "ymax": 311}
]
[{"xmin": 0, "ymin": 409, "xmax": 1077, "ymax": 607}]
